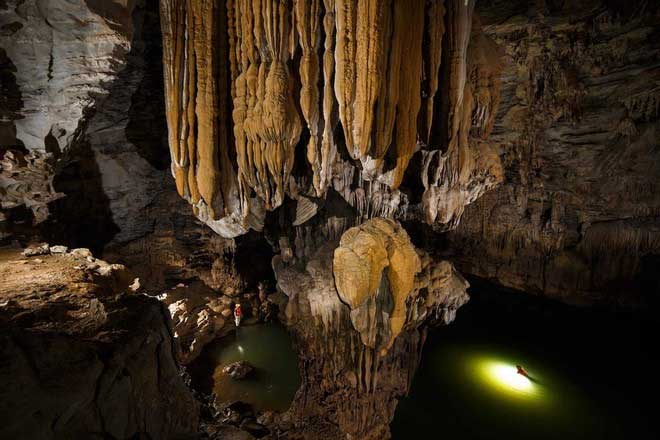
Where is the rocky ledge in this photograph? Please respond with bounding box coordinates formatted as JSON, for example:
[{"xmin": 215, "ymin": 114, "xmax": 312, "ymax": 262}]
[{"xmin": 0, "ymin": 245, "xmax": 199, "ymax": 439}]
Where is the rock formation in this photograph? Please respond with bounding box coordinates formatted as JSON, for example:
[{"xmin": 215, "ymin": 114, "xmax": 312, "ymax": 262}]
[
  {"xmin": 0, "ymin": 245, "xmax": 199, "ymax": 439},
  {"xmin": 0, "ymin": 0, "xmax": 137, "ymax": 229},
  {"xmin": 159, "ymin": 281, "xmax": 234, "ymax": 364},
  {"xmin": 273, "ymin": 218, "xmax": 469, "ymax": 438},
  {"xmin": 158, "ymin": 0, "xmax": 504, "ymax": 237},
  {"xmin": 1, "ymin": 0, "xmax": 657, "ymax": 438},
  {"xmin": 156, "ymin": 1, "xmax": 501, "ymax": 437},
  {"xmin": 444, "ymin": 0, "xmax": 660, "ymax": 306}
]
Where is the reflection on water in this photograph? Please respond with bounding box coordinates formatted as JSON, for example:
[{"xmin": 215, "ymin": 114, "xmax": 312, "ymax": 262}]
[
  {"xmin": 188, "ymin": 323, "xmax": 300, "ymax": 412},
  {"xmin": 391, "ymin": 287, "xmax": 659, "ymax": 439},
  {"xmin": 478, "ymin": 359, "xmax": 537, "ymax": 396}
]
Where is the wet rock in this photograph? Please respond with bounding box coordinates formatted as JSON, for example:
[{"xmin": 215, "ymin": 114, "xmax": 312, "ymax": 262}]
[
  {"xmin": 222, "ymin": 361, "xmax": 255, "ymax": 380},
  {"xmin": 258, "ymin": 299, "xmax": 278, "ymax": 323},
  {"xmin": 212, "ymin": 400, "xmax": 255, "ymax": 425},
  {"xmin": 256, "ymin": 411, "xmax": 276, "ymax": 426}
]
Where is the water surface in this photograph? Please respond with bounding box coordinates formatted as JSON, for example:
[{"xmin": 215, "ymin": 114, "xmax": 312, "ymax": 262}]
[
  {"xmin": 391, "ymin": 287, "xmax": 659, "ymax": 439},
  {"xmin": 188, "ymin": 323, "xmax": 300, "ymax": 412}
]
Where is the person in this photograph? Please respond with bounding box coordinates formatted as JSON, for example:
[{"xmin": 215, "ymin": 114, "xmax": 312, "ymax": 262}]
[
  {"xmin": 516, "ymin": 364, "xmax": 530, "ymax": 379},
  {"xmin": 257, "ymin": 282, "xmax": 267, "ymax": 303},
  {"xmin": 234, "ymin": 303, "xmax": 242, "ymax": 327}
]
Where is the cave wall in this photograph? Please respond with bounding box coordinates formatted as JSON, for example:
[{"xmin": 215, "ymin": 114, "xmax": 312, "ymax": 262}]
[
  {"xmin": 444, "ymin": 0, "xmax": 660, "ymax": 306},
  {"xmin": 0, "ymin": 0, "xmax": 137, "ymax": 232}
]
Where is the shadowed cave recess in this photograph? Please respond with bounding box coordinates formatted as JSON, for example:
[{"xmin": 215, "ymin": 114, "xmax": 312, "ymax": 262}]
[{"xmin": 0, "ymin": 0, "xmax": 659, "ymax": 439}]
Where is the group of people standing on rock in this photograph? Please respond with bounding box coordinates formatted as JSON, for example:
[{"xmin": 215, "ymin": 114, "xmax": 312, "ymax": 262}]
[{"xmin": 233, "ymin": 281, "xmax": 277, "ymax": 327}]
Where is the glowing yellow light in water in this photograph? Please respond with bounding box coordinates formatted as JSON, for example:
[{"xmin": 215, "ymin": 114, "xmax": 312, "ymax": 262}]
[
  {"xmin": 490, "ymin": 364, "xmax": 533, "ymax": 392},
  {"xmin": 473, "ymin": 358, "xmax": 542, "ymax": 401}
]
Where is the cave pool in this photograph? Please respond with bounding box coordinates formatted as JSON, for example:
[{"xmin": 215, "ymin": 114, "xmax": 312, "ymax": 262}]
[
  {"xmin": 188, "ymin": 286, "xmax": 658, "ymax": 439},
  {"xmin": 391, "ymin": 286, "xmax": 659, "ymax": 439},
  {"xmin": 188, "ymin": 322, "xmax": 300, "ymax": 412}
]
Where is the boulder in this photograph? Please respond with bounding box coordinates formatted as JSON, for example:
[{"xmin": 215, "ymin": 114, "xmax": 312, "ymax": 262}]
[{"xmin": 222, "ymin": 361, "xmax": 255, "ymax": 380}]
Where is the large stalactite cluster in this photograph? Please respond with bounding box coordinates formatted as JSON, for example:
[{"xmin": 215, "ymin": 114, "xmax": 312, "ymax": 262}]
[{"xmin": 160, "ymin": 0, "xmax": 503, "ymax": 237}]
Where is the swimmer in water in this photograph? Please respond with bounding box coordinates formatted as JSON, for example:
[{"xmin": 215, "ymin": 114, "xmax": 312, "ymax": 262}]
[{"xmin": 516, "ymin": 364, "xmax": 531, "ymax": 379}]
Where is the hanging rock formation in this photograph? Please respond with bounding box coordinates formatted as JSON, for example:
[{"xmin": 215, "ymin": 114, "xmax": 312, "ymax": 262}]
[
  {"xmin": 159, "ymin": 0, "xmax": 504, "ymax": 237},
  {"xmin": 333, "ymin": 218, "xmax": 421, "ymax": 352},
  {"xmin": 274, "ymin": 218, "xmax": 469, "ymax": 438}
]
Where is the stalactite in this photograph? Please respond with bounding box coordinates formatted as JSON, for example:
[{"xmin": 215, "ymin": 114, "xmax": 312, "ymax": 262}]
[
  {"xmin": 160, "ymin": 0, "xmax": 188, "ymax": 198},
  {"xmin": 391, "ymin": 0, "xmax": 425, "ymax": 189},
  {"xmin": 352, "ymin": 0, "xmax": 390, "ymax": 160},
  {"xmin": 294, "ymin": 0, "xmax": 323, "ymax": 194},
  {"xmin": 160, "ymin": 0, "xmax": 502, "ymax": 237},
  {"xmin": 229, "ymin": 0, "xmax": 302, "ymax": 211},
  {"xmin": 319, "ymin": 0, "xmax": 338, "ymax": 196},
  {"xmin": 441, "ymin": 0, "xmax": 475, "ymax": 183},
  {"xmin": 161, "ymin": 0, "xmax": 252, "ymax": 237},
  {"xmin": 334, "ymin": 0, "xmax": 358, "ymax": 155},
  {"xmin": 422, "ymin": 0, "xmax": 446, "ymax": 143}
]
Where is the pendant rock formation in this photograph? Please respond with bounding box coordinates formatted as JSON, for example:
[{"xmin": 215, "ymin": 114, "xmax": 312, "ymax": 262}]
[{"xmin": 159, "ymin": 0, "xmax": 504, "ymax": 237}]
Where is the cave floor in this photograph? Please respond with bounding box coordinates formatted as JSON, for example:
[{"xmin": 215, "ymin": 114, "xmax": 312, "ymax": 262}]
[{"xmin": 0, "ymin": 248, "xmax": 102, "ymax": 333}]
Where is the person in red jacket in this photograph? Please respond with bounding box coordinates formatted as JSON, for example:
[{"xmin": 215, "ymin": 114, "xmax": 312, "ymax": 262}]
[
  {"xmin": 516, "ymin": 364, "xmax": 531, "ymax": 379},
  {"xmin": 234, "ymin": 303, "xmax": 242, "ymax": 327}
]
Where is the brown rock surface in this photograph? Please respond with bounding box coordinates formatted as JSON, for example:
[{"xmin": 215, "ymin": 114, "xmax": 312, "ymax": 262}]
[
  {"xmin": 443, "ymin": 0, "xmax": 660, "ymax": 305},
  {"xmin": 333, "ymin": 218, "xmax": 421, "ymax": 351},
  {"xmin": 0, "ymin": 247, "xmax": 199, "ymax": 439},
  {"xmin": 159, "ymin": 280, "xmax": 232, "ymax": 364}
]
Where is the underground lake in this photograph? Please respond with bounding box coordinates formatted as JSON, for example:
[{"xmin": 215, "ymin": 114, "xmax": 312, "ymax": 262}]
[
  {"xmin": 185, "ymin": 282, "xmax": 659, "ymax": 439},
  {"xmin": 188, "ymin": 322, "xmax": 301, "ymax": 412},
  {"xmin": 391, "ymin": 284, "xmax": 660, "ymax": 439}
]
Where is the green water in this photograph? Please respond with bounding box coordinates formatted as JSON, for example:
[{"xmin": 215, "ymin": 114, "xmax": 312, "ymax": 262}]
[
  {"xmin": 391, "ymin": 289, "xmax": 659, "ymax": 439},
  {"xmin": 188, "ymin": 323, "xmax": 300, "ymax": 412}
]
